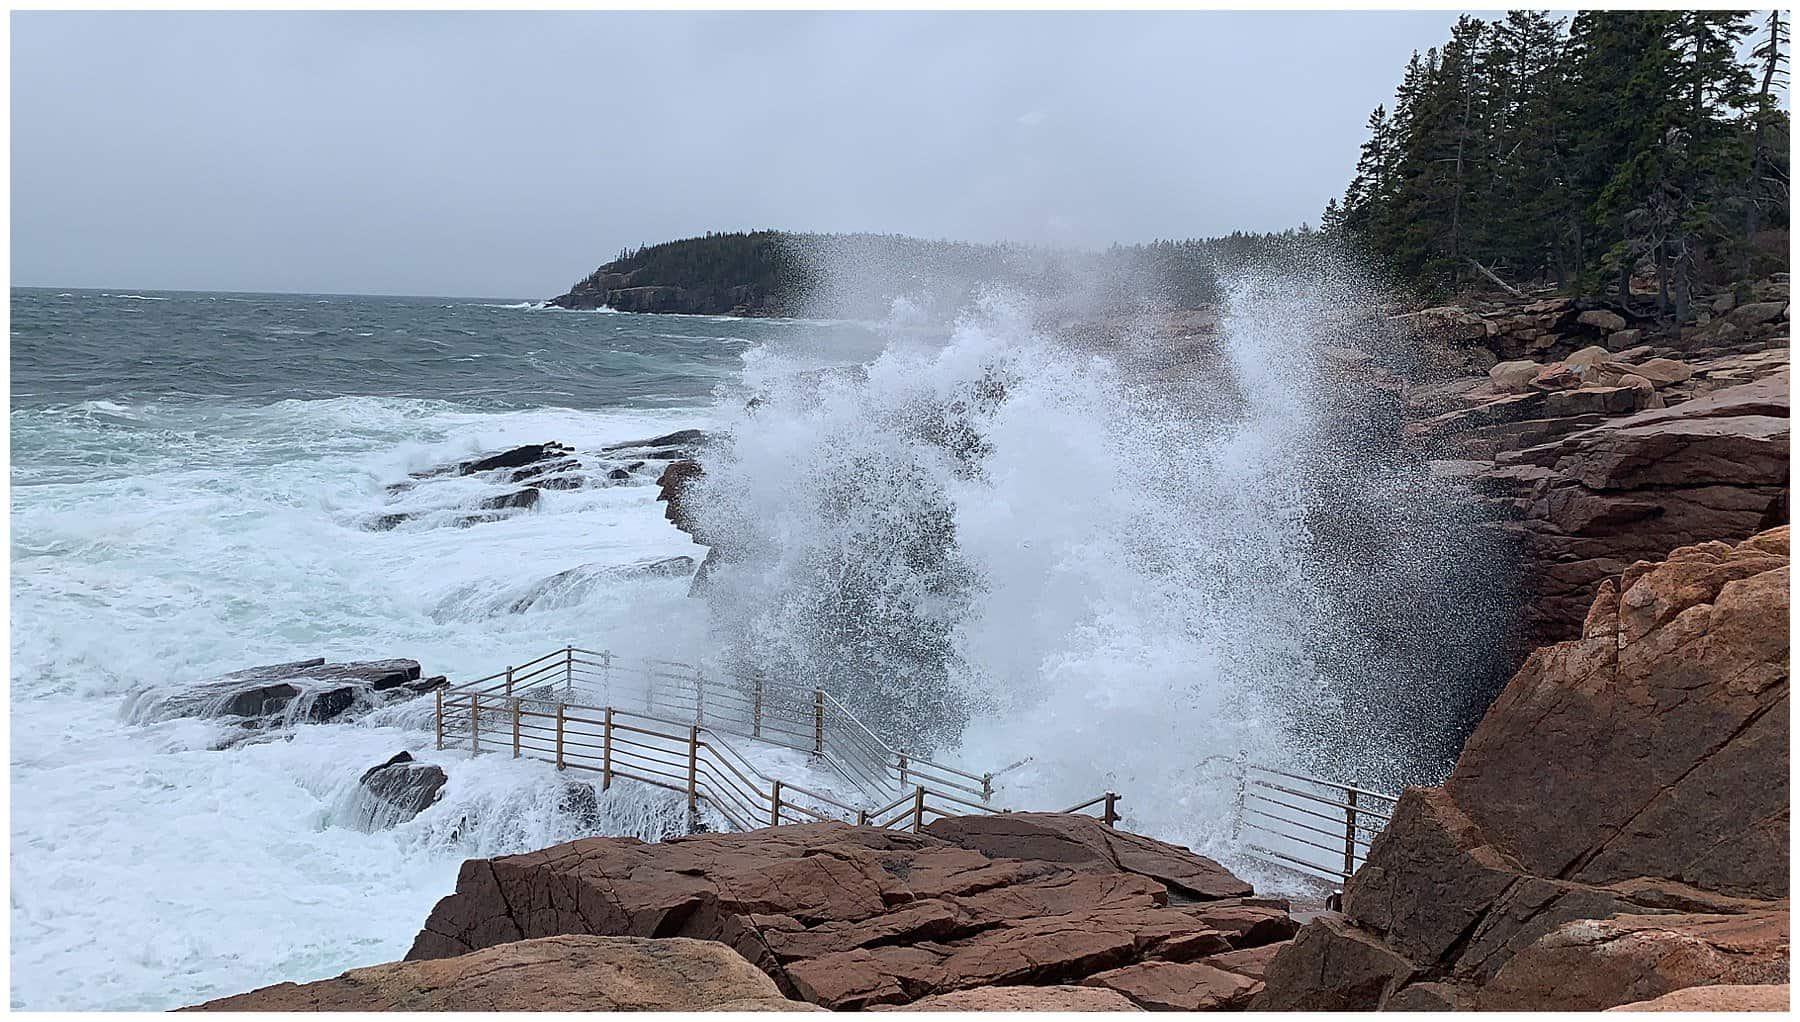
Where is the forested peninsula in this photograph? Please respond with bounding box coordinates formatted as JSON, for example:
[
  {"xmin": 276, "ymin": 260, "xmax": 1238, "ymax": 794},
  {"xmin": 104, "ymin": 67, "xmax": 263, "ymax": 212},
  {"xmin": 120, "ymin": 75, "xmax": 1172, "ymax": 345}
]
[{"xmin": 548, "ymin": 10, "xmax": 1789, "ymax": 319}]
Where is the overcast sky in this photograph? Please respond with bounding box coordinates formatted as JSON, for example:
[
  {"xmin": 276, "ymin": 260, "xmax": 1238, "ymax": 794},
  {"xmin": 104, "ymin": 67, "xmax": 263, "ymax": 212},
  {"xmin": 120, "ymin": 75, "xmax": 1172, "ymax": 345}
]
[{"xmin": 14, "ymin": 11, "xmax": 1476, "ymax": 298}]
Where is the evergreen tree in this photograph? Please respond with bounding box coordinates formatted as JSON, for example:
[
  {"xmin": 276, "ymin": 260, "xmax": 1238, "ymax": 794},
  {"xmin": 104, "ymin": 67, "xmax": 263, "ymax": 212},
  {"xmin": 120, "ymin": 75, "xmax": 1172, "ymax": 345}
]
[{"xmin": 1329, "ymin": 9, "xmax": 1785, "ymax": 309}]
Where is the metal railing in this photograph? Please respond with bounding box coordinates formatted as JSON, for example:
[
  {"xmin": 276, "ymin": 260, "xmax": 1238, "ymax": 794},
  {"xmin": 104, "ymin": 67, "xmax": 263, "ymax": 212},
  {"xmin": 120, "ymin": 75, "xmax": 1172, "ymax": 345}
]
[
  {"xmin": 435, "ymin": 647, "xmax": 1392, "ymax": 874},
  {"xmin": 1211, "ymin": 756, "xmax": 1399, "ymax": 885},
  {"xmin": 434, "ymin": 646, "xmax": 1120, "ymax": 834}
]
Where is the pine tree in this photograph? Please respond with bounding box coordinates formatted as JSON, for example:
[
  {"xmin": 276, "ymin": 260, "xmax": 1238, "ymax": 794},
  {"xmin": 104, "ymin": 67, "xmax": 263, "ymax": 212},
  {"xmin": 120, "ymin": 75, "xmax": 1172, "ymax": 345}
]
[{"xmin": 1742, "ymin": 10, "xmax": 1791, "ymax": 284}]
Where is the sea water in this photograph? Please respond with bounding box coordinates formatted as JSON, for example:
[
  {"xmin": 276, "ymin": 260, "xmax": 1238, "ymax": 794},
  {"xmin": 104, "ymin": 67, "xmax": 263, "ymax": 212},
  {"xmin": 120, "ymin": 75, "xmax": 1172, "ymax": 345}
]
[
  {"xmin": 8, "ymin": 289, "xmax": 883, "ymax": 1009},
  {"xmin": 11, "ymin": 282, "xmax": 1489, "ymax": 1009}
]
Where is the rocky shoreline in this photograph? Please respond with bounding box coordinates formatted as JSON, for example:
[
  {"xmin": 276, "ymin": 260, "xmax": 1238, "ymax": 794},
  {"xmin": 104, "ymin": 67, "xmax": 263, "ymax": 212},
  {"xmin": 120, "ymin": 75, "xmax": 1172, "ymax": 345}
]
[
  {"xmin": 186, "ymin": 525, "xmax": 1791, "ymax": 1011},
  {"xmin": 178, "ymin": 284, "xmax": 1788, "ymax": 1012},
  {"xmin": 1389, "ymin": 279, "xmax": 1790, "ymax": 656}
]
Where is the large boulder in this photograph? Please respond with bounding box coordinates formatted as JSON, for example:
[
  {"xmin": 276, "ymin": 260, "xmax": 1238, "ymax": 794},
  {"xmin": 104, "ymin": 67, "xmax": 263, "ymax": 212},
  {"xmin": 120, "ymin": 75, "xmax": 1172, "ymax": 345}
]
[
  {"xmin": 181, "ymin": 935, "xmax": 813, "ymax": 1011},
  {"xmin": 123, "ymin": 658, "xmax": 446, "ymax": 727},
  {"xmin": 1255, "ymin": 529, "xmax": 1790, "ymax": 1010},
  {"xmin": 402, "ymin": 817, "xmax": 1289, "ymax": 1009}
]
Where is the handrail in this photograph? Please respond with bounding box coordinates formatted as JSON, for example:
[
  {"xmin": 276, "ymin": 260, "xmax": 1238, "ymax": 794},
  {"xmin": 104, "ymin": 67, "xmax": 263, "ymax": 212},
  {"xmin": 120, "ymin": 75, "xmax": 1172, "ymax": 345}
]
[
  {"xmin": 435, "ymin": 674, "xmax": 1119, "ymax": 836},
  {"xmin": 1215, "ymin": 757, "xmax": 1399, "ymax": 885},
  {"xmin": 436, "ymin": 645, "xmax": 1399, "ymax": 873}
]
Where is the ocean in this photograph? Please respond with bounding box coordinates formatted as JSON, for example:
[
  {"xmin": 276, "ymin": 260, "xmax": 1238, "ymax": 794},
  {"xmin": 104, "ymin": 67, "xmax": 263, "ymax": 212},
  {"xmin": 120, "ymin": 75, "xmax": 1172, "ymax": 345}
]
[
  {"xmin": 7, "ymin": 288, "xmax": 886, "ymax": 1009},
  {"xmin": 12, "ymin": 280, "xmax": 1451, "ymax": 1009}
]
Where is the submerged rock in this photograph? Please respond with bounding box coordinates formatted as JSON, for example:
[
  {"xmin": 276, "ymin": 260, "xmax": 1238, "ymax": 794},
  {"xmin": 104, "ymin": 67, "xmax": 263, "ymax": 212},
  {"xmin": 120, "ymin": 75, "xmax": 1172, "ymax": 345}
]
[
  {"xmin": 183, "ymin": 935, "xmax": 814, "ymax": 1011},
  {"xmin": 506, "ymin": 556, "xmax": 698, "ymax": 613},
  {"xmin": 602, "ymin": 429, "xmax": 710, "ymax": 462},
  {"xmin": 453, "ymin": 442, "xmax": 574, "ymax": 477},
  {"xmin": 124, "ymin": 658, "xmax": 446, "ymax": 727},
  {"xmin": 369, "ymin": 437, "xmax": 695, "ymax": 531},
  {"xmin": 355, "ymin": 751, "xmax": 448, "ymax": 827}
]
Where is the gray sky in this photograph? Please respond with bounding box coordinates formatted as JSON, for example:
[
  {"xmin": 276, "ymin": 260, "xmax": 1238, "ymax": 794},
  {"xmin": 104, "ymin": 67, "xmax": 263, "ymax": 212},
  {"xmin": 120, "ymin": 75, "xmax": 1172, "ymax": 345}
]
[{"xmin": 13, "ymin": 11, "xmax": 1472, "ymax": 298}]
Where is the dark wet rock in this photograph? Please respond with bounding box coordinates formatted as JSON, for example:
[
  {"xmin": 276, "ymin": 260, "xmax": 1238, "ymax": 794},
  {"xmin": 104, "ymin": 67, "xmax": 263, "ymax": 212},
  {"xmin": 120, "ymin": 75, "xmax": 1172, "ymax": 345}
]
[
  {"xmin": 509, "ymin": 455, "xmax": 579, "ymax": 483},
  {"xmin": 603, "ymin": 429, "xmax": 709, "ymax": 455},
  {"xmin": 357, "ymin": 751, "xmax": 448, "ymax": 826},
  {"xmin": 370, "ymin": 438, "xmax": 693, "ymax": 530},
  {"xmin": 477, "ymin": 488, "xmax": 540, "ymax": 511},
  {"xmin": 556, "ymin": 781, "xmax": 602, "ymax": 829},
  {"xmin": 124, "ymin": 658, "xmax": 447, "ymax": 727},
  {"xmin": 456, "ymin": 442, "xmax": 574, "ymax": 476},
  {"xmin": 656, "ymin": 460, "xmax": 705, "ymax": 536}
]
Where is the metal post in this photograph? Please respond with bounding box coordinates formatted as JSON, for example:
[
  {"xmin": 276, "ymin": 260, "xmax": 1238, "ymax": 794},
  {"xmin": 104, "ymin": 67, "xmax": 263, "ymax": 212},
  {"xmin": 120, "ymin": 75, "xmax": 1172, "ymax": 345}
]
[
  {"xmin": 564, "ymin": 645, "xmax": 574, "ymax": 698},
  {"xmin": 912, "ymin": 785, "xmax": 926, "ymax": 833},
  {"xmin": 1344, "ymin": 789, "xmax": 1359, "ymax": 880},
  {"xmin": 751, "ymin": 672, "xmax": 764, "ymax": 739},
  {"xmin": 770, "ymin": 780, "xmax": 782, "ymax": 827},
  {"xmin": 434, "ymin": 688, "xmax": 444, "ymax": 750},
  {"xmin": 1103, "ymin": 792, "xmax": 1120, "ymax": 827},
  {"xmin": 687, "ymin": 725, "xmax": 700, "ymax": 827},
  {"xmin": 982, "ymin": 773, "xmax": 993, "ymax": 803},
  {"xmin": 813, "ymin": 690, "xmax": 825, "ymax": 757},
  {"xmin": 898, "ymin": 753, "xmax": 909, "ymax": 785},
  {"xmin": 693, "ymin": 667, "xmax": 706, "ymax": 726},
  {"xmin": 1232, "ymin": 752, "xmax": 1248, "ymax": 843},
  {"xmin": 511, "ymin": 698, "xmax": 521, "ymax": 758},
  {"xmin": 555, "ymin": 705, "xmax": 566, "ymax": 770},
  {"xmin": 602, "ymin": 707, "xmax": 614, "ymax": 790},
  {"xmin": 856, "ymin": 809, "xmax": 869, "ymax": 827},
  {"xmin": 470, "ymin": 695, "xmax": 481, "ymax": 755},
  {"xmin": 504, "ymin": 666, "xmax": 514, "ymax": 697}
]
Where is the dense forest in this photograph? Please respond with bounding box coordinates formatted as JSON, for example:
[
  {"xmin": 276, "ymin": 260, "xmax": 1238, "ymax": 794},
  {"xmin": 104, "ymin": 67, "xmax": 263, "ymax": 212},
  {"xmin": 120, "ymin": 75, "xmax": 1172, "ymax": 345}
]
[
  {"xmin": 548, "ymin": 231, "xmax": 798, "ymax": 315},
  {"xmin": 548, "ymin": 229, "xmax": 1316, "ymax": 316},
  {"xmin": 1324, "ymin": 9, "xmax": 1790, "ymax": 316}
]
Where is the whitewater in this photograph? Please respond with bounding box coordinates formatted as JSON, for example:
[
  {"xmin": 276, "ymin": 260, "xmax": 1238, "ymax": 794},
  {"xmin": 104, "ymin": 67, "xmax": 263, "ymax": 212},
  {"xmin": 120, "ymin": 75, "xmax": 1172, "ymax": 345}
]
[{"xmin": 10, "ymin": 282, "xmax": 1491, "ymax": 1009}]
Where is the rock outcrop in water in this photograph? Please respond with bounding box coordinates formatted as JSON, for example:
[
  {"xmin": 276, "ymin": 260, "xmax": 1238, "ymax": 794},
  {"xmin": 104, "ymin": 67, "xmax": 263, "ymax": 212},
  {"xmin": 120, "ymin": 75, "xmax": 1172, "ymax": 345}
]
[
  {"xmin": 401, "ymin": 813, "xmax": 1296, "ymax": 1010},
  {"xmin": 123, "ymin": 657, "xmax": 447, "ymax": 728},
  {"xmin": 355, "ymin": 751, "xmax": 448, "ymax": 826},
  {"xmin": 370, "ymin": 436, "xmax": 704, "ymax": 532},
  {"xmin": 1254, "ymin": 527, "xmax": 1791, "ymax": 1011}
]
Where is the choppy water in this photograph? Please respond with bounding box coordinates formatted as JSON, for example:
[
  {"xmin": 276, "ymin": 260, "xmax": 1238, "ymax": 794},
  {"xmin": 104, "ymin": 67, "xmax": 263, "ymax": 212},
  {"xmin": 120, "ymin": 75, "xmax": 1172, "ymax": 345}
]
[
  {"xmin": 11, "ymin": 281, "xmax": 1491, "ymax": 1009},
  {"xmin": 8, "ymin": 288, "xmax": 883, "ymax": 1009}
]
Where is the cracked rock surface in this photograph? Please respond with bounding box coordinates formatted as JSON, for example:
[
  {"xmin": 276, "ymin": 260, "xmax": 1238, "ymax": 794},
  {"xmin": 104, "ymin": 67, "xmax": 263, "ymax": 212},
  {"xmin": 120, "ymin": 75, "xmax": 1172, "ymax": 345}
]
[
  {"xmin": 181, "ymin": 935, "xmax": 817, "ymax": 1011},
  {"xmin": 401, "ymin": 812, "xmax": 1292, "ymax": 1009}
]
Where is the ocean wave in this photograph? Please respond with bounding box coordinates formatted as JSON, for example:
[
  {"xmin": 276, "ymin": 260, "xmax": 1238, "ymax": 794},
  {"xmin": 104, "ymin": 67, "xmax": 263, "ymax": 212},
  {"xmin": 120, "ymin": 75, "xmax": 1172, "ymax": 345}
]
[{"xmin": 102, "ymin": 293, "xmax": 168, "ymax": 301}]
